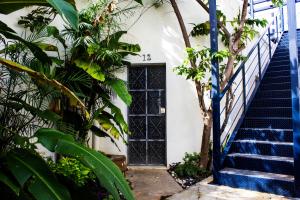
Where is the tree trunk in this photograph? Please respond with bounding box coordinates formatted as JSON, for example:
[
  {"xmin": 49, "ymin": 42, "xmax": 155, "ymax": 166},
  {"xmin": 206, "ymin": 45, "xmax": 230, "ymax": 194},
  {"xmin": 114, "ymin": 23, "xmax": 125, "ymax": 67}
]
[
  {"xmin": 170, "ymin": 0, "xmax": 214, "ymax": 169},
  {"xmin": 221, "ymin": 55, "xmax": 235, "ymax": 89},
  {"xmin": 199, "ymin": 110, "xmax": 213, "ymax": 169}
]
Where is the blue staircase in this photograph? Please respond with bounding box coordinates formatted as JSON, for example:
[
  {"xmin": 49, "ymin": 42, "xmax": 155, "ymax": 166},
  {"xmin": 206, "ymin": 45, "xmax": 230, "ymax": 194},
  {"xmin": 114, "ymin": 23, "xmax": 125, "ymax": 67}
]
[{"xmin": 219, "ymin": 31, "xmax": 298, "ymax": 196}]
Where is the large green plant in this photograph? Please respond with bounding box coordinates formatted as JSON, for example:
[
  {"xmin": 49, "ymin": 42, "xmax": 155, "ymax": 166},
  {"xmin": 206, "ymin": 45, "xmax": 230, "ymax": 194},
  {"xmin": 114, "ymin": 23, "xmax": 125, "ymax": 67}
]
[
  {"xmin": 0, "ymin": 128, "xmax": 134, "ymax": 200},
  {"xmin": 0, "ymin": 0, "xmax": 143, "ymax": 199},
  {"xmin": 37, "ymin": 128, "xmax": 134, "ymax": 200},
  {"xmin": 52, "ymin": 1, "xmax": 142, "ymax": 143}
]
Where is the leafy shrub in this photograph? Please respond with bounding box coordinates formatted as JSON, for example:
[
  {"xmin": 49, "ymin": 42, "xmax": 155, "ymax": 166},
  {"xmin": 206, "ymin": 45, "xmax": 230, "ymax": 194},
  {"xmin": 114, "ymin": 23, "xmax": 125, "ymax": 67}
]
[
  {"xmin": 48, "ymin": 157, "xmax": 96, "ymax": 187},
  {"xmin": 174, "ymin": 153, "xmax": 209, "ymax": 179}
]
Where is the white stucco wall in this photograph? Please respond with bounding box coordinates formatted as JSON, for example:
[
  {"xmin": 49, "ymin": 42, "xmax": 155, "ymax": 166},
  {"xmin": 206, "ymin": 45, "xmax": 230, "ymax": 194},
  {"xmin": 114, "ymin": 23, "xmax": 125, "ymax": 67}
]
[
  {"xmin": 96, "ymin": 0, "xmax": 242, "ymax": 165},
  {"xmin": 0, "ymin": 0, "xmax": 248, "ymax": 165}
]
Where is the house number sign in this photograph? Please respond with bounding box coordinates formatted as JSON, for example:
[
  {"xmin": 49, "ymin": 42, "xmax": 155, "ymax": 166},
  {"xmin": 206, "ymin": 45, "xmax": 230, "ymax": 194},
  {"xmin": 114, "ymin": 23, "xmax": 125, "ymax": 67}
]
[{"xmin": 142, "ymin": 54, "xmax": 152, "ymax": 61}]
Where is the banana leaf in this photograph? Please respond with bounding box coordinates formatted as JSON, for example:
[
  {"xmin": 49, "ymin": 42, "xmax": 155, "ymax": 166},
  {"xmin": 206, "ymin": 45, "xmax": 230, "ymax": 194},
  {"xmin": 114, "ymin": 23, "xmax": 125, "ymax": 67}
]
[
  {"xmin": 134, "ymin": 0, "xmax": 143, "ymax": 4},
  {"xmin": 74, "ymin": 59, "xmax": 105, "ymax": 82},
  {"xmin": 0, "ymin": 171, "xmax": 20, "ymax": 195},
  {"xmin": 6, "ymin": 149, "xmax": 71, "ymax": 200},
  {"xmin": 0, "ymin": 98, "xmax": 62, "ymax": 123},
  {"xmin": 106, "ymin": 78, "xmax": 132, "ymax": 106},
  {"xmin": 0, "ymin": 58, "xmax": 90, "ymax": 119},
  {"xmin": 0, "ymin": 0, "xmax": 78, "ymax": 31},
  {"xmin": 35, "ymin": 128, "xmax": 135, "ymax": 200},
  {"xmin": 0, "ymin": 21, "xmax": 52, "ymax": 64}
]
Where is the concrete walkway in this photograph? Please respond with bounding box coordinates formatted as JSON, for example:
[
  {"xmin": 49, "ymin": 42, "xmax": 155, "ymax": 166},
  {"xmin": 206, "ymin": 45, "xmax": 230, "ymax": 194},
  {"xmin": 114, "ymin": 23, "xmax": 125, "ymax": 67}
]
[
  {"xmin": 167, "ymin": 176, "xmax": 295, "ymax": 200},
  {"xmin": 126, "ymin": 167, "xmax": 182, "ymax": 200}
]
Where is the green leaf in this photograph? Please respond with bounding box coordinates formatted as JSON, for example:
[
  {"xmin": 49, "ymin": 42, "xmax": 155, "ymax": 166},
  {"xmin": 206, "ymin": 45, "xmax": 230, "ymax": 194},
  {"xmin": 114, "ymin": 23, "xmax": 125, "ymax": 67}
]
[
  {"xmin": 36, "ymin": 129, "xmax": 135, "ymax": 200},
  {"xmin": 47, "ymin": 0, "xmax": 79, "ymax": 31},
  {"xmin": 133, "ymin": 0, "xmax": 143, "ymax": 5},
  {"xmin": 6, "ymin": 149, "xmax": 71, "ymax": 200},
  {"xmin": 102, "ymin": 31, "xmax": 127, "ymax": 49},
  {"xmin": 96, "ymin": 112, "xmax": 121, "ymax": 139},
  {"xmin": 0, "ymin": 171, "xmax": 20, "ymax": 195},
  {"xmin": 118, "ymin": 42, "xmax": 141, "ymax": 56},
  {"xmin": 0, "ymin": 0, "xmax": 47, "ymax": 14},
  {"xmin": 106, "ymin": 79, "xmax": 132, "ymax": 106},
  {"xmin": 0, "ymin": 0, "xmax": 78, "ymax": 31},
  {"xmin": 105, "ymin": 101, "xmax": 129, "ymax": 135},
  {"xmin": 47, "ymin": 26, "xmax": 67, "ymax": 48},
  {"xmin": 74, "ymin": 59, "xmax": 105, "ymax": 82},
  {"xmin": 0, "ymin": 58, "xmax": 89, "ymax": 119},
  {"xmin": 0, "ymin": 21, "xmax": 51, "ymax": 64},
  {"xmin": 3, "ymin": 98, "xmax": 62, "ymax": 123},
  {"xmin": 35, "ymin": 128, "xmax": 74, "ymax": 151},
  {"xmin": 38, "ymin": 43, "xmax": 58, "ymax": 52},
  {"xmin": 0, "ymin": 20, "xmax": 16, "ymax": 33}
]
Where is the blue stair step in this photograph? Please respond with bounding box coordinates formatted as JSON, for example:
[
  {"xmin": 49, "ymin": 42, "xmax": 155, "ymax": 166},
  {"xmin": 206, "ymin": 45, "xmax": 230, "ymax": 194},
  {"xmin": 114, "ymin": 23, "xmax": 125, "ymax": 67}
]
[
  {"xmin": 271, "ymin": 56, "xmax": 290, "ymax": 62},
  {"xmin": 236, "ymin": 129, "xmax": 293, "ymax": 142},
  {"xmin": 225, "ymin": 153, "xmax": 294, "ymax": 175},
  {"xmin": 259, "ymin": 82, "xmax": 291, "ymax": 90},
  {"xmin": 220, "ymin": 30, "xmax": 297, "ymax": 197},
  {"xmin": 278, "ymin": 42, "xmax": 300, "ymax": 46},
  {"xmin": 273, "ymin": 49, "xmax": 300, "ymax": 55},
  {"xmin": 230, "ymin": 140, "xmax": 293, "ymax": 157},
  {"xmin": 267, "ymin": 65, "xmax": 290, "ymax": 72},
  {"xmin": 264, "ymin": 70, "xmax": 290, "ymax": 77},
  {"xmin": 246, "ymin": 107, "xmax": 292, "ymax": 118},
  {"xmin": 242, "ymin": 118, "xmax": 292, "ymax": 129},
  {"xmin": 251, "ymin": 98, "xmax": 291, "ymax": 107},
  {"xmin": 255, "ymin": 89, "xmax": 291, "ymax": 98},
  {"xmin": 219, "ymin": 168, "xmax": 294, "ymax": 197},
  {"xmin": 261, "ymin": 76, "xmax": 291, "ymax": 84},
  {"xmin": 268, "ymin": 61, "xmax": 290, "ymax": 67}
]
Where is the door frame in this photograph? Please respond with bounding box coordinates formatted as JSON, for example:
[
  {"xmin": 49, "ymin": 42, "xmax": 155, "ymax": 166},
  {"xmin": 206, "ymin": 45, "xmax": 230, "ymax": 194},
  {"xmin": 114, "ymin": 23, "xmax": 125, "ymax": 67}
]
[{"xmin": 127, "ymin": 63, "xmax": 167, "ymax": 166}]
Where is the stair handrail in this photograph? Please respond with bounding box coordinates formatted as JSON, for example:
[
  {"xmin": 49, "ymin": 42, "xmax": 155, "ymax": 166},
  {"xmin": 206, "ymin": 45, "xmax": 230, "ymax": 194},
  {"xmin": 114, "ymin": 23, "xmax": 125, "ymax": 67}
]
[
  {"xmin": 221, "ymin": 12, "xmax": 281, "ymax": 99},
  {"xmin": 215, "ymin": 8, "xmax": 285, "ymax": 168}
]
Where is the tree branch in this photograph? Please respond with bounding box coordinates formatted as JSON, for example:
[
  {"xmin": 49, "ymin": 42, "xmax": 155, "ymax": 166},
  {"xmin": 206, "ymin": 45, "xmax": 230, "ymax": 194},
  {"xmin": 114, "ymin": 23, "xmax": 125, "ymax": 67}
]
[
  {"xmin": 194, "ymin": 0, "xmax": 231, "ymax": 38},
  {"xmin": 232, "ymin": 0, "xmax": 249, "ymax": 52},
  {"xmin": 170, "ymin": 0, "xmax": 192, "ymax": 48},
  {"xmin": 170, "ymin": 0, "xmax": 207, "ymax": 113}
]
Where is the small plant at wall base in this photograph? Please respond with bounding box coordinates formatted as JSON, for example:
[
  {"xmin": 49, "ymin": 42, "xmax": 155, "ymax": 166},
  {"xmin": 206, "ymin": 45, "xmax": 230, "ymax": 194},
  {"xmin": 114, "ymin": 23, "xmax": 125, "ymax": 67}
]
[
  {"xmin": 168, "ymin": 0, "xmax": 283, "ymax": 169},
  {"xmin": 48, "ymin": 157, "xmax": 96, "ymax": 187},
  {"xmin": 168, "ymin": 153, "xmax": 211, "ymax": 188}
]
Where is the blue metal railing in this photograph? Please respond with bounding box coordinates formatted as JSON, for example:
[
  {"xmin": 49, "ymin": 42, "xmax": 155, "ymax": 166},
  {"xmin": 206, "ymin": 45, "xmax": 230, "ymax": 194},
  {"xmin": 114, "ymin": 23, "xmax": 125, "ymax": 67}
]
[
  {"xmin": 210, "ymin": 0, "xmax": 300, "ymax": 196},
  {"xmin": 213, "ymin": 9, "xmax": 284, "ymax": 182},
  {"xmin": 252, "ymin": 0, "xmax": 300, "ymax": 13},
  {"xmin": 286, "ymin": 0, "xmax": 300, "ymax": 196}
]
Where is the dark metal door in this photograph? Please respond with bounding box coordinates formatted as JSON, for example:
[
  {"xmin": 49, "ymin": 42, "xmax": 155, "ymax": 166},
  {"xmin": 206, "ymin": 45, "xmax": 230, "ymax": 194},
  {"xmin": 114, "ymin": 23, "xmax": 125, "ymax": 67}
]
[{"xmin": 128, "ymin": 64, "xmax": 166, "ymax": 165}]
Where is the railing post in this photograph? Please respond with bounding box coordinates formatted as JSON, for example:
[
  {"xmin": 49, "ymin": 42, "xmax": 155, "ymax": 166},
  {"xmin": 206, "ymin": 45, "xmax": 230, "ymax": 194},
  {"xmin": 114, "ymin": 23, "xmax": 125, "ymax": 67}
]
[
  {"xmin": 268, "ymin": 27, "xmax": 272, "ymax": 59},
  {"xmin": 280, "ymin": 7, "xmax": 284, "ymax": 32},
  {"xmin": 287, "ymin": 0, "xmax": 300, "ymax": 197},
  {"xmin": 250, "ymin": 0, "xmax": 254, "ymax": 19},
  {"xmin": 276, "ymin": 16, "xmax": 279, "ymax": 41},
  {"xmin": 257, "ymin": 42, "xmax": 262, "ymax": 80},
  {"xmin": 242, "ymin": 64, "xmax": 246, "ymax": 114},
  {"xmin": 209, "ymin": 0, "xmax": 220, "ymax": 184}
]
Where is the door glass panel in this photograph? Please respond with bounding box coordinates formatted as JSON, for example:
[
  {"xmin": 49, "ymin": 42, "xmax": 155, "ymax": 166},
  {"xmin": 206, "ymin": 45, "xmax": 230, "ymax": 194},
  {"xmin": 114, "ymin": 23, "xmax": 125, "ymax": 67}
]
[
  {"xmin": 129, "ymin": 67, "xmax": 146, "ymax": 89},
  {"xmin": 147, "ymin": 91, "xmax": 160, "ymax": 114},
  {"xmin": 128, "ymin": 141, "xmax": 146, "ymax": 164},
  {"xmin": 129, "ymin": 116, "xmax": 146, "ymax": 139},
  {"xmin": 147, "ymin": 66, "xmax": 166, "ymax": 89},
  {"xmin": 129, "ymin": 91, "xmax": 146, "ymax": 114},
  {"xmin": 148, "ymin": 141, "xmax": 166, "ymax": 165},
  {"xmin": 148, "ymin": 116, "xmax": 166, "ymax": 139}
]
